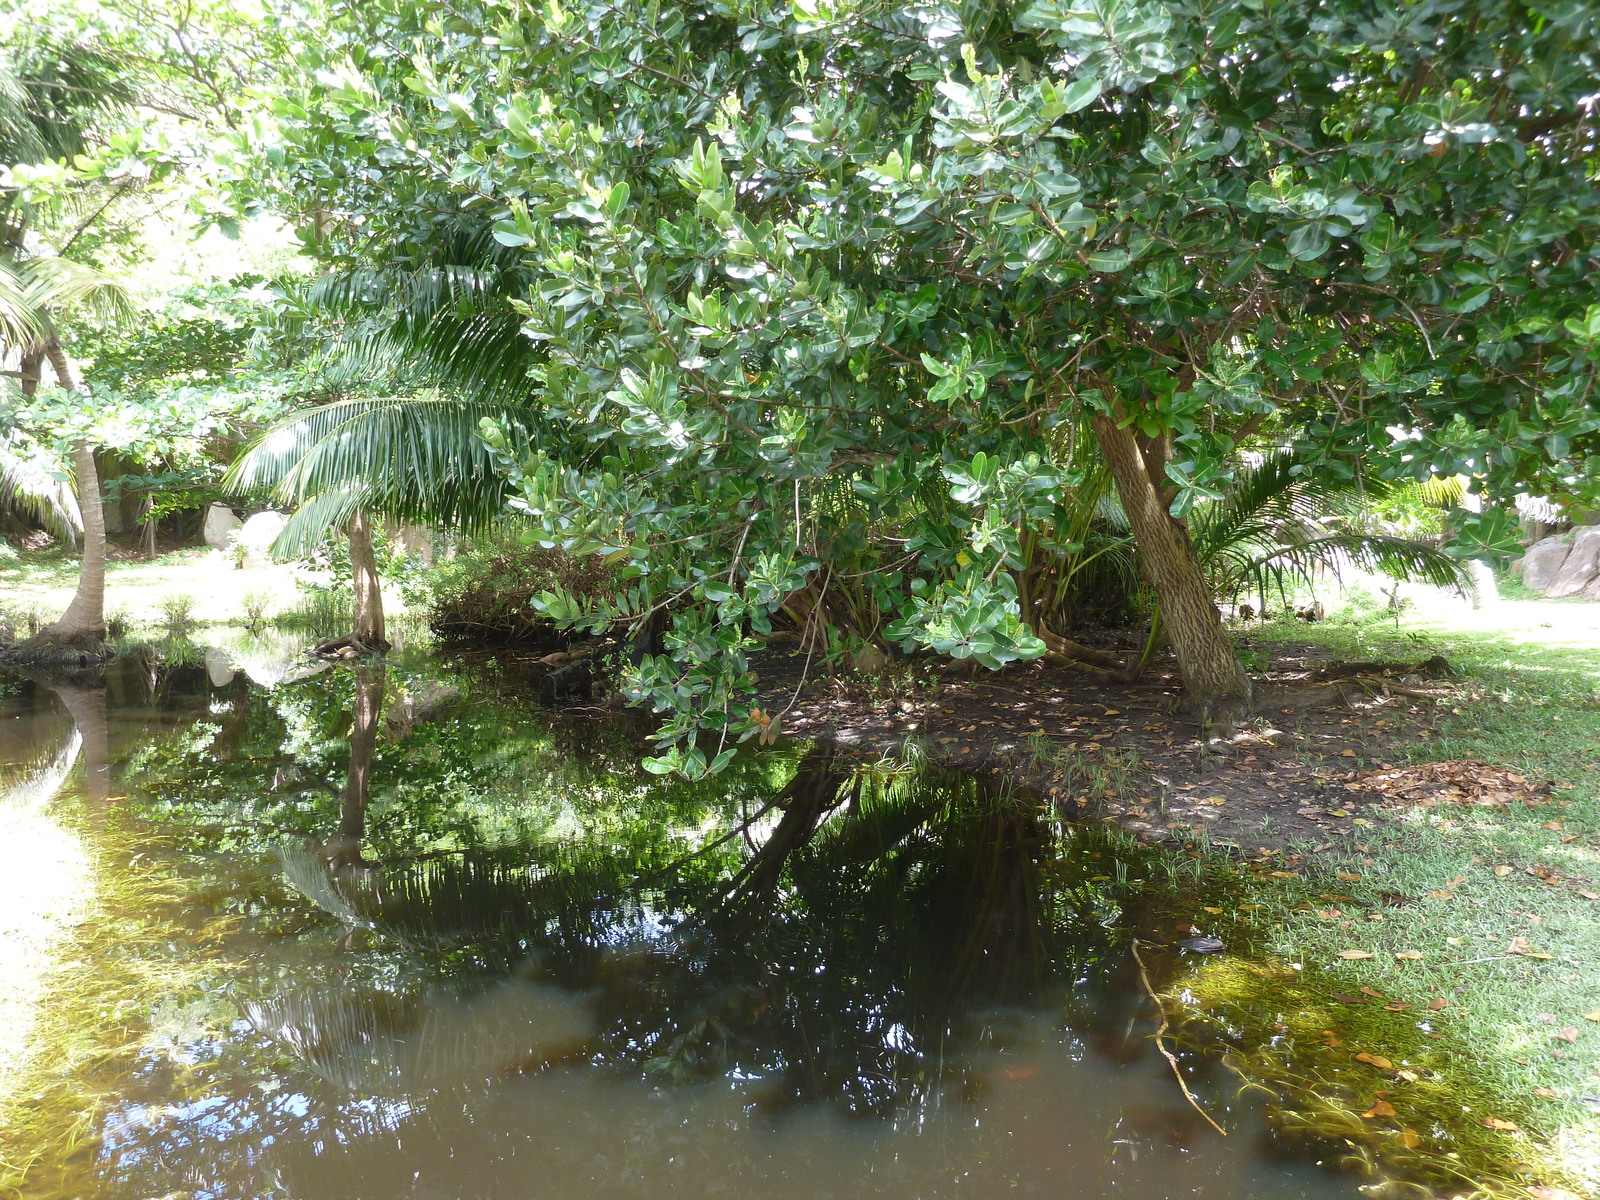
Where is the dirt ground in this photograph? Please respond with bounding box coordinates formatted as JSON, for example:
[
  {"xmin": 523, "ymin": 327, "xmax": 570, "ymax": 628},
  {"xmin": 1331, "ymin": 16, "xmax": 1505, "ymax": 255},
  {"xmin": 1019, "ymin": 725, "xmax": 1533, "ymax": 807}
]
[{"xmin": 748, "ymin": 631, "xmax": 1490, "ymax": 855}]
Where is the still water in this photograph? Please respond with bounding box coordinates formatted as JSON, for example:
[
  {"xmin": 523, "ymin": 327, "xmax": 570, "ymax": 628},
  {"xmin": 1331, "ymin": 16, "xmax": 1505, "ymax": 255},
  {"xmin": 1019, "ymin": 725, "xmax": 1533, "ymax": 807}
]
[{"xmin": 0, "ymin": 645, "xmax": 1364, "ymax": 1200}]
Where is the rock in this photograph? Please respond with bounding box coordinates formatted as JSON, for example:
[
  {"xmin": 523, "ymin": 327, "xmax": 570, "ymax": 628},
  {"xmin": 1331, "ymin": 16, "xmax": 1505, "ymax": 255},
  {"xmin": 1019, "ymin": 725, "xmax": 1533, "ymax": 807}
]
[
  {"xmin": 234, "ymin": 511, "xmax": 289, "ymax": 568},
  {"xmin": 203, "ymin": 503, "xmax": 242, "ymax": 550},
  {"xmin": 851, "ymin": 645, "xmax": 889, "ymax": 675},
  {"xmin": 1521, "ymin": 535, "xmax": 1573, "ymax": 592},
  {"xmin": 1546, "ymin": 526, "xmax": 1600, "ymax": 598}
]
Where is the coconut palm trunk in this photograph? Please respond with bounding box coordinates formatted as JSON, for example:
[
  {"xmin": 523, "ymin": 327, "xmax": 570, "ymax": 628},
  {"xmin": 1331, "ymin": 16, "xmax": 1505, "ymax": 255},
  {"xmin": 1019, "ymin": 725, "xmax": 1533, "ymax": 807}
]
[
  {"xmin": 347, "ymin": 509, "xmax": 388, "ymax": 652},
  {"xmin": 40, "ymin": 342, "xmax": 108, "ymax": 645},
  {"xmin": 1091, "ymin": 409, "xmax": 1251, "ymax": 733}
]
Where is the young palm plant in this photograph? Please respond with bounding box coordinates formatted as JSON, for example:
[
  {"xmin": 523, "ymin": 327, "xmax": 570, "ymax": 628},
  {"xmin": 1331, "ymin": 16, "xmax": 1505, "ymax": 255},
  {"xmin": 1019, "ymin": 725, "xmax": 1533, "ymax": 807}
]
[{"xmin": 1190, "ymin": 450, "xmax": 1469, "ymax": 614}]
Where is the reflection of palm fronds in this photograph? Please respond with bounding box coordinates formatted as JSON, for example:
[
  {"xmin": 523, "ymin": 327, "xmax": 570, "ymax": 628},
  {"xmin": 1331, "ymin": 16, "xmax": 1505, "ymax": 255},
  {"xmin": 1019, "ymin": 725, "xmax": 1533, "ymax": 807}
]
[
  {"xmin": 0, "ymin": 728, "xmax": 81, "ymax": 812},
  {"xmin": 275, "ymin": 838, "xmax": 370, "ymax": 930}
]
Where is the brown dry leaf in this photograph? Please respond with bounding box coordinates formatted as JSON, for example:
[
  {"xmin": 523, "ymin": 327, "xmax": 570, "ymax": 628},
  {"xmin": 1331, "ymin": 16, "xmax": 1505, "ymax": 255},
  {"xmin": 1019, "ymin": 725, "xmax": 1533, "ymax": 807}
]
[
  {"xmin": 1428, "ymin": 997, "xmax": 1449, "ymax": 1011},
  {"xmin": 1384, "ymin": 1002, "xmax": 1411, "ymax": 1012},
  {"xmin": 1355, "ymin": 1052, "xmax": 1394, "ymax": 1070},
  {"xmin": 1322, "ymin": 1030, "xmax": 1341, "ymax": 1047},
  {"xmin": 1484, "ymin": 1117, "xmax": 1519, "ymax": 1132},
  {"xmin": 1395, "ymin": 950, "xmax": 1423, "ymax": 961},
  {"xmin": 1360, "ymin": 986, "xmax": 1386, "ymax": 998},
  {"xmin": 1552, "ymin": 1027, "xmax": 1580, "ymax": 1044},
  {"xmin": 1507, "ymin": 937, "xmax": 1533, "ymax": 956},
  {"xmin": 1338, "ymin": 871, "xmax": 1363, "ymax": 881},
  {"xmin": 1354, "ymin": 760, "xmax": 1553, "ymax": 808},
  {"xmin": 1428, "ymin": 889, "xmax": 1455, "ymax": 900},
  {"xmin": 1400, "ymin": 1127, "xmax": 1422, "ymax": 1149},
  {"xmin": 1340, "ymin": 749, "xmax": 1357, "ymax": 758},
  {"xmin": 1534, "ymin": 1087, "xmax": 1561, "ymax": 1100},
  {"xmin": 1495, "ymin": 865, "xmax": 1514, "ymax": 877},
  {"xmin": 1339, "ymin": 950, "xmax": 1376, "ymax": 960},
  {"xmin": 1580, "ymin": 891, "xmax": 1600, "ymax": 901},
  {"xmin": 1395, "ymin": 1068, "xmax": 1419, "ymax": 1083},
  {"xmin": 1582, "ymin": 1011, "xmax": 1600, "ymax": 1022},
  {"xmin": 1361, "ymin": 1100, "xmax": 1397, "ymax": 1118},
  {"xmin": 1200, "ymin": 795, "xmax": 1229, "ymax": 805}
]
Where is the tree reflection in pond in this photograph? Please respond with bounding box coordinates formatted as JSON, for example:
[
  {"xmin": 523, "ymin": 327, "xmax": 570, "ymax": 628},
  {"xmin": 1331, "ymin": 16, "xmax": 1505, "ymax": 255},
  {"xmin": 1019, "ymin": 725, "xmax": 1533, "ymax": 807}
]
[{"xmin": 7, "ymin": 654, "xmax": 1358, "ymax": 1200}]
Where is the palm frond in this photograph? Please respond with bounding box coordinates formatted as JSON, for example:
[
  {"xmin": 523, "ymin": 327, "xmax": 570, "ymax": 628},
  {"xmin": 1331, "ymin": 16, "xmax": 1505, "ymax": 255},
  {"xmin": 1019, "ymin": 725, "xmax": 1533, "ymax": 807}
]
[
  {"xmin": 0, "ymin": 435, "xmax": 80, "ymax": 540},
  {"xmin": 17, "ymin": 255, "xmax": 134, "ymax": 326},
  {"xmin": 226, "ymin": 395, "xmax": 530, "ymax": 534}
]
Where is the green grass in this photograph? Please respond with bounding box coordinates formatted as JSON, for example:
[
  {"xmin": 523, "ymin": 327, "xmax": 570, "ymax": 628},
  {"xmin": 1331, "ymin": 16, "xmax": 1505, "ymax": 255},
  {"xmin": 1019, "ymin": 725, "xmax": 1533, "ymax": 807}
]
[
  {"xmin": 0, "ymin": 544, "xmax": 409, "ymax": 636},
  {"xmin": 1182, "ymin": 594, "xmax": 1600, "ymax": 1196}
]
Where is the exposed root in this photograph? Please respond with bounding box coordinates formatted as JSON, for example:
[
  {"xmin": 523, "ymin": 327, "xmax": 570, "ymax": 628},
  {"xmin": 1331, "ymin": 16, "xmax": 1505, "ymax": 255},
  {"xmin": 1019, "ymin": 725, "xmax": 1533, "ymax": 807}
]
[{"xmin": 0, "ymin": 632, "xmax": 115, "ymax": 672}]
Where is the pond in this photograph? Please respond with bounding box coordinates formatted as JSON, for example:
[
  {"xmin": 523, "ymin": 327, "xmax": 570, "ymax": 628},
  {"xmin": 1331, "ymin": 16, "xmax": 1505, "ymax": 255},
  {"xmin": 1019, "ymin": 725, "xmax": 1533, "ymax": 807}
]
[{"xmin": 0, "ymin": 645, "xmax": 1368, "ymax": 1200}]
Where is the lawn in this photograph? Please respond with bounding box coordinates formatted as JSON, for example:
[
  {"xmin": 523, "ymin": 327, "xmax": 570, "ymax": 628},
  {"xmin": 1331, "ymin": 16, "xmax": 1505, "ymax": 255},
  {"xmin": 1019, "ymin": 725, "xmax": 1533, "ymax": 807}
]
[{"xmin": 1182, "ymin": 590, "xmax": 1600, "ymax": 1197}]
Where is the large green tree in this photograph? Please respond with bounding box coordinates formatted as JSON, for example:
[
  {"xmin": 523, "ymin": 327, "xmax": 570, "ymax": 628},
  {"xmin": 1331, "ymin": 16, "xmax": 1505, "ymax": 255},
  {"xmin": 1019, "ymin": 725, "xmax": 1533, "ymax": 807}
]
[{"xmin": 250, "ymin": 0, "xmax": 1600, "ymax": 765}]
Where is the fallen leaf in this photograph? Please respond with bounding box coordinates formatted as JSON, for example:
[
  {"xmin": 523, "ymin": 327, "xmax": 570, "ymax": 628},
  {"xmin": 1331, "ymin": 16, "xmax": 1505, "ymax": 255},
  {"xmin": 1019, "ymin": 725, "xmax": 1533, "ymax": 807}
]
[
  {"xmin": 1333, "ymin": 993, "xmax": 1368, "ymax": 1005},
  {"xmin": 1202, "ymin": 906, "xmax": 1222, "ymax": 914},
  {"xmin": 1395, "ymin": 951, "xmax": 1423, "ymax": 961},
  {"xmin": 1341, "ymin": 749, "xmax": 1357, "ymax": 758},
  {"xmin": 1400, "ymin": 1127, "xmax": 1422, "ymax": 1149},
  {"xmin": 1495, "ymin": 865, "xmax": 1514, "ymax": 877},
  {"xmin": 1534, "ymin": 1087, "xmax": 1560, "ymax": 1100},
  {"xmin": 1321, "ymin": 1030, "xmax": 1341, "ymax": 1047},
  {"xmin": 1529, "ymin": 1186, "xmax": 1588, "ymax": 1200},
  {"xmin": 1428, "ymin": 889, "xmax": 1455, "ymax": 900},
  {"xmin": 1553, "ymin": 1028, "xmax": 1580, "ymax": 1044},
  {"xmin": 1339, "ymin": 950, "xmax": 1376, "ymax": 960},
  {"xmin": 1583, "ymin": 1012, "xmax": 1600, "ymax": 1023},
  {"xmin": 1428, "ymin": 997, "xmax": 1449, "ymax": 1011},
  {"xmin": 1338, "ymin": 871, "xmax": 1363, "ymax": 881},
  {"xmin": 1483, "ymin": 1117, "xmax": 1519, "ymax": 1132},
  {"xmin": 1362, "ymin": 1100, "xmax": 1397, "ymax": 1118},
  {"xmin": 1360, "ymin": 986, "xmax": 1386, "ymax": 998},
  {"xmin": 1507, "ymin": 937, "xmax": 1533, "ymax": 956},
  {"xmin": 1355, "ymin": 1052, "xmax": 1394, "ymax": 1070},
  {"xmin": 1395, "ymin": 1068, "xmax": 1419, "ymax": 1082},
  {"xmin": 1384, "ymin": 1003, "xmax": 1411, "ymax": 1012}
]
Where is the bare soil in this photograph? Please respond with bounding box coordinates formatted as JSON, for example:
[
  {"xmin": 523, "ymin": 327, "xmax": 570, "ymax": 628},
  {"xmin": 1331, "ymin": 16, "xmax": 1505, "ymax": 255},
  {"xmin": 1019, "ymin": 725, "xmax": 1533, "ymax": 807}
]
[{"xmin": 748, "ymin": 632, "xmax": 1469, "ymax": 854}]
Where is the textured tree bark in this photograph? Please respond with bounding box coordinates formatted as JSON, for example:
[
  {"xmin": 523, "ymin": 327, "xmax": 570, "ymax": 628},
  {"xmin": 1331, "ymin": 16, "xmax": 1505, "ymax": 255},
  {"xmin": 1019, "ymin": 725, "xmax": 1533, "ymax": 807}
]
[
  {"xmin": 40, "ymin": 342, "xmax": 109, "ymax": 648},
  {"xmin": 1092, "ymin": 410, "xmax": 1251, "ymax": 732},
  {"xmin": 347, "ymin": 509, "xmax": 389, "ymax": 652}
]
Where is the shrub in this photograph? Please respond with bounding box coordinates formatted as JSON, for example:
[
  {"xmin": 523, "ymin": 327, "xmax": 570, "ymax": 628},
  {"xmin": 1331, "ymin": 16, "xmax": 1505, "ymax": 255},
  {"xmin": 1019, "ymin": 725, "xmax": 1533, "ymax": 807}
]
[
  {"xmin": 405, "ymin": 529, "xmax": 619, "ymax": 643},
  {"xmin": 241, "ymin": 590, "xmax": 272, "ymax": 632}
]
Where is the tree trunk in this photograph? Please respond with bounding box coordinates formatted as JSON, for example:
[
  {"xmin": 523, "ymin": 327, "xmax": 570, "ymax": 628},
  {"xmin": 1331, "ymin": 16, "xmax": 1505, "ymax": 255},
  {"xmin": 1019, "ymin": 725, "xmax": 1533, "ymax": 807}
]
[
  {"xmin": 40, "ymin": 342, "xmax": 108, "ymax": 644},
  {"xmin": 347, "ymin": 508, "xmax": 389, "ymax": 652},
  {"xmin": 1091, "ymin": 410, "xmax": 1251, "ymax": 732}
]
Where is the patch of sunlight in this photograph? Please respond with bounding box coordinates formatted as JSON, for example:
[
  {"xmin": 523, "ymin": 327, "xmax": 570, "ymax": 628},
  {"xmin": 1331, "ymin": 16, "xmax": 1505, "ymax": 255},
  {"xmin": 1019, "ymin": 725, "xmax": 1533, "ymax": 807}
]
[{"xmin": 0, "ymin": 736, "xmax": 93, "ymax": 1119}]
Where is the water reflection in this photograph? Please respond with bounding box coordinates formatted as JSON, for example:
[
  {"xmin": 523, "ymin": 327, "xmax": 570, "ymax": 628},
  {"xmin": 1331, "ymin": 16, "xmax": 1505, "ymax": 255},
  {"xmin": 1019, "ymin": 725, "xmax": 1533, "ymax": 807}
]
[{"xmin": 0, "ymin": 648, "xmax": 1361, "ymax": 1200}]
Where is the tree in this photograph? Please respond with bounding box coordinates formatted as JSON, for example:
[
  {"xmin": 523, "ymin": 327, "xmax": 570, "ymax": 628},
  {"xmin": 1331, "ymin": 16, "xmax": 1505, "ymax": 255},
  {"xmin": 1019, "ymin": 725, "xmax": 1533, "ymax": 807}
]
[
  {"xmin": 252, "ymin": 0, "xmax": 1600, "ymax": 762},
  {"xmin": 0, "ymin": 9, "xmax": 283, "ymax": 662}
]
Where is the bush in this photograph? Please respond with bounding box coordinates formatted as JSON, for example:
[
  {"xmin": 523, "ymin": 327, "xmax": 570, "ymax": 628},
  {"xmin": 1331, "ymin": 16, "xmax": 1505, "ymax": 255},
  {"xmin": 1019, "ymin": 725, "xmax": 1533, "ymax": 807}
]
[{"xmin": 405, "ymin": 529, "xmax": 619, "ymax": 643}]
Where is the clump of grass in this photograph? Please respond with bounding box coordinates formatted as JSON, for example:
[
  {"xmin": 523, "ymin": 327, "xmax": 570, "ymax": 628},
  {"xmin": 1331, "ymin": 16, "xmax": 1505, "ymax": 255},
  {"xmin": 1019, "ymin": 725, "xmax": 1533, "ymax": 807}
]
[
  {"xmin": 275, "ymin": 586, "xmax": 353, "ymax": 638},
  {"xmin": 158, "ymin": 592, "xmax": 197, "ymax": 636},
  {"xmin": 240, "ymin": 590, "xmax": 272, "ymax": 634},
  {"xmin": 103, "ymin": 607, "xmax": 131, "ymax": 640}
]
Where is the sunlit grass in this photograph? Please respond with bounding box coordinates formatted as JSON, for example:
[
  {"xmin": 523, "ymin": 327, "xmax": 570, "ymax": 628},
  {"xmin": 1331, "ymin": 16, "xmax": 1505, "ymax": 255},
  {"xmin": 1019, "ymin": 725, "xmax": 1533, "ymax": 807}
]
[{"xmin": 1183, "ymin": 589, "xmax": 1600, "ymax": 1196}]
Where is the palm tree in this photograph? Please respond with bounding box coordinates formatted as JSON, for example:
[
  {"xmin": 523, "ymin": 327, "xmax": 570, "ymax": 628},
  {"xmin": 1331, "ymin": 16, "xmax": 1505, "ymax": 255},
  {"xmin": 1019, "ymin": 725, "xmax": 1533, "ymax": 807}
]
[
  {"xmin": 0, "ymin": 32, "xmax": 138, "ymax": 664},
  {"xmin": 1191, "ymin": 450, "xmax": 1468, "ymax": 610},
  {"xmin": 225, "ymin": 232, "xmax": 549, "ymax": 652}
]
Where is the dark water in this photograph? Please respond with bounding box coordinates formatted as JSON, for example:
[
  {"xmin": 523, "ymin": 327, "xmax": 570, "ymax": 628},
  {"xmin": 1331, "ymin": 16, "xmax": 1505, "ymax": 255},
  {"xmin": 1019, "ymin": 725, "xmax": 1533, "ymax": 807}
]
[{"xmin": 0, "ymin": 644, "xmax": 1365, "ymax": 1200}]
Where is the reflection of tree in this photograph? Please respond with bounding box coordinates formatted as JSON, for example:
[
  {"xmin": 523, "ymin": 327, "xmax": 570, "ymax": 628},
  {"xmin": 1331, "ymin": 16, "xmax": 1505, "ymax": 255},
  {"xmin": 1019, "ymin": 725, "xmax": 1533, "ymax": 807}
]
[
  {"xmin": 326, "ymin": 666, "xmax": 385, "ymax": 875},
  {"xmin": 43, "ymin": 677, "xmax": 110, "ymax": 801}
]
